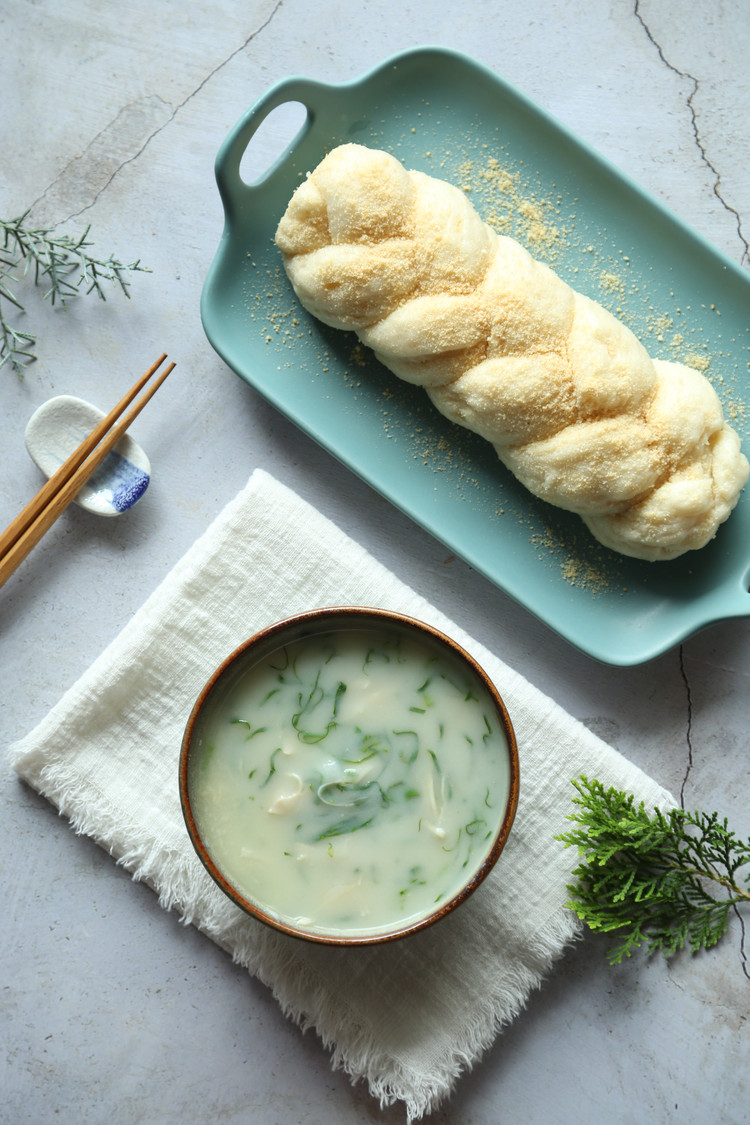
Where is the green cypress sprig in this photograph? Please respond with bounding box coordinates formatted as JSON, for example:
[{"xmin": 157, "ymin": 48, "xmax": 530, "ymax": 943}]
[
  {"xmin": 556, "ymin": 776, "xmax": 750, "ymax": 964},
  {"xmin": 0, "ymin": 211, "xmax": 150, "ymax": 374}
]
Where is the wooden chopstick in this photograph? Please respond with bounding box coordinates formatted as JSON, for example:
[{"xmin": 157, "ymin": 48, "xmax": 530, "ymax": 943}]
[{"xmin": 0, "ymin": 355, "xmax": 175, "ymax": 590}]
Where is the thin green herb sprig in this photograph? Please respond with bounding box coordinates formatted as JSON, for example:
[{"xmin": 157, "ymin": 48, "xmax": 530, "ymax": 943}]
[
  {"xmin": 1, "ymin": 211, "xmax": 149, "ymax": 374},
  {"xmin": 556, "ymin": 776, "xmax": 750, "ymax": 964}
]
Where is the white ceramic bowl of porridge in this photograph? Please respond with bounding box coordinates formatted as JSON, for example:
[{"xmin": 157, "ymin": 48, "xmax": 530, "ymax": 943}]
[{"xmin": 179, "ymin": 607, "xmax": 519, "ymax": 945}]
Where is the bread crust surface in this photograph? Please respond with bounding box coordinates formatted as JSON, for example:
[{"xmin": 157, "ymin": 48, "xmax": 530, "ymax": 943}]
[{"xmin": 276, "ymin": 143, "xmax": 748, "ymax": 561}]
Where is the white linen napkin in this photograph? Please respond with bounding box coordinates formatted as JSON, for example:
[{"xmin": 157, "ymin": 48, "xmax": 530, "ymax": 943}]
[{"xmin": 8, "ymin": 469, "xmax": 673, "ymax": 1120}]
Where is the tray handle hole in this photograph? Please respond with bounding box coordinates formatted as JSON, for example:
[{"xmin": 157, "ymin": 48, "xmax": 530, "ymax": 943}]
[{"xmin": 239, "ymin": 101, "xmax": 308, "ymax": 186}]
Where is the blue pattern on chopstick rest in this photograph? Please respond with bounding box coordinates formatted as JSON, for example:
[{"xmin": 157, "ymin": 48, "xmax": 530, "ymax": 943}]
[{"xmin": 81, "ymin": 451, "xmax": 150, "ymax": 513}]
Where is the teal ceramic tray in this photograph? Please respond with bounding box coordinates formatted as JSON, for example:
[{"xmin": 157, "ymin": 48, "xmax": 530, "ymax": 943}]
[{"xmin": 201, "ymin": 46, "xmax": 750, "ymax": 666}]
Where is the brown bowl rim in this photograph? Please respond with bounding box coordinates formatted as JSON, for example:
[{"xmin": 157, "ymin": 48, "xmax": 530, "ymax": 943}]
[{"xmin": 179, "ymin": 606, "xmax": 519, "ymax": 946}]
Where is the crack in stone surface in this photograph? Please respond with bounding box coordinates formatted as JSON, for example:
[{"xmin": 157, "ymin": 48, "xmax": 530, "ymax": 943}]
[
  {"xmin": 31, "ymin": 0, "xmax": 284, "ymax": 227},
  {"xmin": 677, "ymin": 646, "xmax": 694, "ymax": 809},
  {"xmin": 28, "ymin": 96, "xmax": 174, "ymax": 227},
  {"xmin": 677, "ymin": 646, "xmax": 748, "ymax": 976},
  {"xmin": 634, "ymin": 0, "xmax": 749, "ymax": 267},
  {"xmin": 637, "ymin": 1, "xmax": 749, "ymax": 976},
  {"xmin": 736, "ymin": 910, "xmax": 749, "ymax": 980}
]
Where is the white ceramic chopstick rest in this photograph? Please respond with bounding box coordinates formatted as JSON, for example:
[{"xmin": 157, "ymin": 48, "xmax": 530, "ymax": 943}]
[{"xmin": 24, "ymin": 395, "xmax": 151, "ymax": 517}]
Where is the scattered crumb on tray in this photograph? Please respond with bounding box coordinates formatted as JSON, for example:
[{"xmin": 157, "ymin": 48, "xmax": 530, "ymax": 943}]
[{"xmin": 241, "ymin": 127, "xmax": 746, "ymax": 594}]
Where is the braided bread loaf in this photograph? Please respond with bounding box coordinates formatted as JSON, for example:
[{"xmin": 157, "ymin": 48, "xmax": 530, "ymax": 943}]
[{"xmin": 275, "ymin": 143, "xmax": 748, "ymax": 560}]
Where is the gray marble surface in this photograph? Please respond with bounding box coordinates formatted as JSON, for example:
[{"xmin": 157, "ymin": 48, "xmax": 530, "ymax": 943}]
[{"xmin": 1, "ymin": 2, "xmax": 748, "ymax": 1122}]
